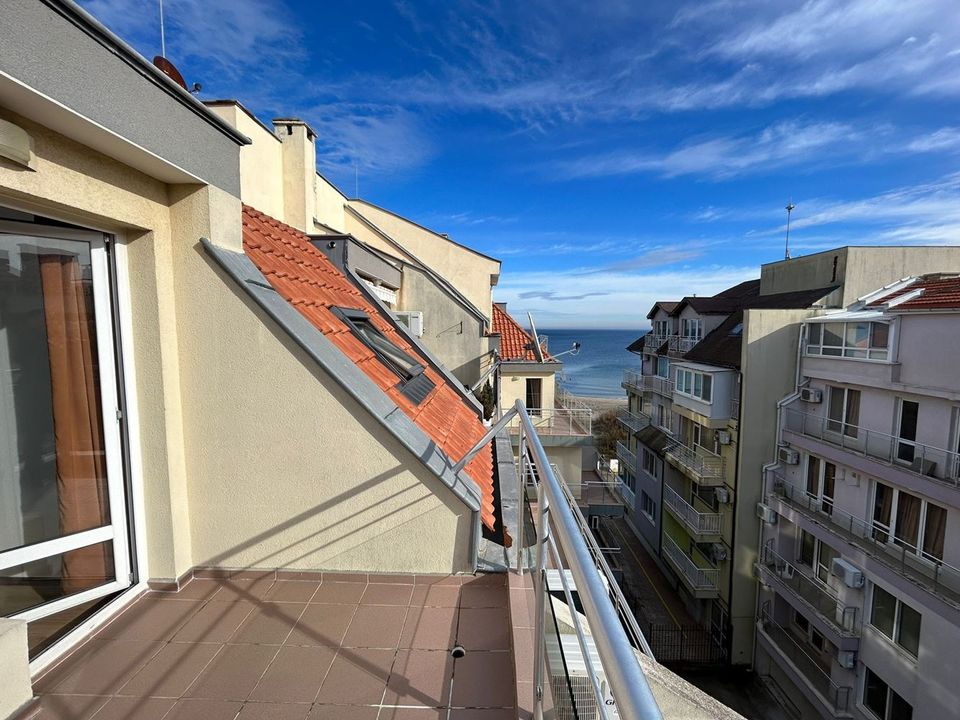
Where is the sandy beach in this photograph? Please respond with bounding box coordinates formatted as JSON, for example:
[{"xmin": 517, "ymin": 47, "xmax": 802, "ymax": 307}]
[{"xmin": 569, "ymin": 394, "xmax": 627, "ymax": 415}]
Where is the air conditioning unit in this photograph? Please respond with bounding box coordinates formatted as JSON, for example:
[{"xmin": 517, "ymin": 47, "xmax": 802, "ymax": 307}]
[
  {"xmin": 393, "ymin": 310, "xmax": 424, "ymax": 337},
  {"xmin": 710, "ymin": 544, "xmax": 728, "ymax": 563},
  {"xmin": 757, "ymin": 503, "xmax": 778, "ymax": 524},
  {"xmin": 800, "ymin": 388, "xmax": 823, "ymax": 403},
  {"xmin": 831, "ymin": 558, "xmax": 865, "ymax": 589},
  {"xmin": 778, "ymin": 447, "xmax": 800, "ymax": 465},
  {"xmin": 715, "ymin": 486, "xmax": 731, "ymax": 504},
  {"xmin": 717, "ymin": 430, "xmax": 732, "ymax": 445},
  {"xmin": 777, "ymin": 564, "xmax": 795, "ymax": 580},
  {"xmin": 546, "ymin": 634, "xmax": 619, "ymax": 720},
  {"xmin": 837, "ymin": 650, "xmax": 857, "ymax": 669}
]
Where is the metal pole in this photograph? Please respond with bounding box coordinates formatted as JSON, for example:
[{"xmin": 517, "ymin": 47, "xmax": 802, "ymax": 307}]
[
  {"xmin": 532, "ymin": 473, "xmax": 549, "ymax": 720},
  {"xmin": 517, "ymin": 424, "xmax": 526, "ymax": 574}
]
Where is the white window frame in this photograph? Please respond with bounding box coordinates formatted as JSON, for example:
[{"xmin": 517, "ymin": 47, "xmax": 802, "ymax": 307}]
[
  {"xmin": 640, "ymin": 491, "xmax": 656, "ymax": 522},
  {"xmin": 868, "ymin": 583, "xmax": 921, "ymax": 659},
  {"xmin": 806, "ymin": 320, "xmax": 891, "ymax": 361},
  {"xmin": 827, "ymin": 386, "xmax": 860, "ymax": 438},
  {"xmin": 681, "ymin": 317, "xmax": 702, "ymax": 340},
  {"xmin": 861, "ymin": 666, "xmax": 913, "ymax": 720},
  {"xmin": 894, "ymin": 397, "xmax": 920, "ymax": 465},
  {"xmin": 675, "ymin": 367, "xmax": 713, "ymax": 403},
  {"xmin": 805, "ymin": 454, "xmax": 836, "ymax": 515},
  {"xmin": 871, "ymin": 480, "xmax": 947, "ymax": 563}
]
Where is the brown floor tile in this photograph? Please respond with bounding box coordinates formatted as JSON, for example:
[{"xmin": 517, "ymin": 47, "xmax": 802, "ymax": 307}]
[
  {"xmin": 92, "ymin": 697, "xmax": 176, "ymax": 719},
  {"xmin": 165, "ymin": 698, "xmax": 244, "ymax": 720},
  {"xmin": 22, "ymin": 694, "xmax": 108, "ymax": 720},
  {"xmin": 367, "ymin": 574, "xmax": 416, "ymax": 584},
  {"xmin": 117, "ymin": 641, "xmax": 221, "ymax": 697},
  {"xmin": 511, "ymin": 629, "xmax": 535, "ymax": 685},
  {"xmin": 194, "ymin": 569, "xmax": 275, "ymax": 580},
  {"xmin": 460, "ymin": 574, "xmax": 506, "ymax": 587},
  {"xmin": 379, "ymin": 709, "xmax": 446, "ymax": 719},
  {"xmin": 184, "ymin": 644, "xmax": 278, "ymax": 701},
  {"xmin": 459, "ymin": 585, "xmax": 507, "ymax": 609},
  {"xmin": 449, "ymin": 710, "xmax": 517, "ymax": 719},
  {"xmin": 383, "ymin": 649, "xmax": 454, "ymax": 707},
  {"xmin": 456, "ymin": 609, "xmax": 510, "ymax": 651},
  {"xmin": 414, "ymin": 575, "xmax": 461, "ymax": 586},
  {"xmin": 305, "ymin": 705, "xmax": 379, "ymax": 720},
  {"xmin": 207, "ymin": 578, "xmax": 277, "ymax": 602},
  {"xmin": 322, "ymin": 572, "xmax": 368, "ymax": 584},
  {"xmin": 409, "ymin": 584, "xmax": 461, "ymax": 608},
  {"xmin": 359, "ymin": 584, "xmax": 414, "ymax": 606},
  {"xmin": 47, "ymin": 640, "xmax": 164, "ymax": 695},
  {"xmin": 399, "ymin": 607, "xmax": 458, "ymax": 650},
  {"xmin": 508, "ymin": 589, "xmax": 535, "ymax": 630},
  {"xmin": 264, "ymin": 581, "xmax": 320, "ymax": 603},
  {"xmin": 341, "ymin": 605, "xmax": 408, "ymax": 649},
  {"xmin": 247, "ymin": 645, "xmax": 337, "ymax": 703},
  {"xmin": 275, "ymin": 570, "xmax": 323, "ymax": 582},
  {"xmin": 450, "ymin": 651, "xmax": 515, "ymax": 708},
  {"xmin": 310, "ymin": 583, "xmax": 366, "ymax": 605},
  {"xmin": 237, "ymin": 702, "xmax": 312, "ymax": 720},
  {"xmin": 314, "ymin": 648, "xmax": 396, "ymax": 705},
  {"xmin": 147, "ymin": 579, "xmax": 222, "ymax": 601},
  {"xmin": 286, "ymin": 604, "xmax": 357, "ymax": 647},
  {"xmin": 172, "ymin": 600, "xmax": 256, "ymax": 643},
  {"xmin": 98, "ymin": 597, "xmax": 202, "ymax": 642},
  {"xmin": 230, "ymin": 603, "xmax": 305, "ymax": 644}
]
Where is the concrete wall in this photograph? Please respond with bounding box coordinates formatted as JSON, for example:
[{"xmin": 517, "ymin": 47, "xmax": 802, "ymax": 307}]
[
  {"xmin": 499, "ymin": 367, "xmax": 557, "ymax": 412},
  {"xmin": 348, "ymin": 200, "xmax": 500, "ymax": 319},
  {"xmin": 895, "ymin": 313, "xmax": 960, "ymax": 399},
  {"xmin": 315, "ymin": 173, "xmax": 348, "ymax": 233}
]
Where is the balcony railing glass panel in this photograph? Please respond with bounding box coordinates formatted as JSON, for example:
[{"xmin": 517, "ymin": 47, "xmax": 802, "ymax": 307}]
[
  {"xmin": 663, "ymin": 485, "xmax": 722, "ymax": 536},
  {"xmin": 661, "ymin": 534, "xmax": 719, "ymax": 593}
]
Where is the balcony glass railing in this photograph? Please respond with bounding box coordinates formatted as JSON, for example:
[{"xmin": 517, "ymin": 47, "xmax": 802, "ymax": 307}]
[
  {"xmin": 757, "ymin": 544, "xmax": 858, "ymax": 634},
  {"xmin": 663, "ymin": 440, "xmax": 724, "ymax": 484},
  {"xmin": 663, "ymin": 485, "xmax": 722, "ymax": 536},
  {"xmin": 616, "ymin": 441, "xmax": 637, "ymax": 473},
  {"xmin": 622, "ymin": 369, "xmax": 643, "ymax": 391},
  {"xmin": 642, "ymin": 333, "xmax": 670, "ymax": 351},
  {"xmin": 757, "ymin": 603, "xmax": 851, "ymax": 714},
  {"xmin": 507, "ymin": 407, "xmax": 593, "ymax": 436},
  {"xmin": 730, "ymin": 397, "xmax": 740, "ymax": 420},
  {"xmin": 783, "ymin": 407, "xmax": 960, "ymax": 487},
  {"xmin": 618, "ymin": 408, "xmax": 652, "ymax": 434},
  {"xmin": 661, "ymin": 534, "xmax": 719, "ymax": 593},
  {"xmin": 513, "ymin": 401, "xmax": 662, "ymax": 720},
  {"xmin": 770, "ymin": 474, "xmax": 960, "ymax": 607},
  {"xmin": 668, "ymin": 335, "xmax": 701, "ymax": 354}
]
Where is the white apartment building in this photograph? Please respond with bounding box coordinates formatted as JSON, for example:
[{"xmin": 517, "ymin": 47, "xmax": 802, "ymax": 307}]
[{"xmin": 758, "ymin": 274, "xmax": 960, "ymax": 720}]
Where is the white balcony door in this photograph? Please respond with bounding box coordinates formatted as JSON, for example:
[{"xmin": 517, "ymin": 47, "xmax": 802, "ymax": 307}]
[
  {"xmin": 895, "ymin": 398, "xmax": 919, "ymax": 464},
  {"xmin": 0, "ymin": 221, "xmax": 131, "ymax": 653}
]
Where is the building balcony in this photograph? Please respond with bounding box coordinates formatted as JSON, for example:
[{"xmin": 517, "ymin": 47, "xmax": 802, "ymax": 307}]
[
  {"xmin": 730, "ymin": 397, "xmax": 740, "ymax": 421},
  {"xmin": 641, "ymin": 333, "xmax": 670, "ymax": 353},
  {"xmin": 663, "ymin": 440, "xmax": 725, "ymax": 486},
  {"xmin": 618, "ymin": 408, "xmax": 652, "ymax": 434},
  {"xmin": 623, "ymin": 370, "xmax": 676, "ymax": 399},
  {"xmin": 783, "ymin": 407, "xmax": 960, "ymax": 491},
  {"xmin": 667, "ymin": 335, "xmax": 701, "ymax": 356},
  {"xmin": 768, "ymin": 474, "xmax": 960, "ymax": 609},
  {"xmin": 616, "ymin": 440, "xmax": 637, "ymax": 473},
  {"xmin": 661, "ymin": 534, "xmax": 720, "ymax": 599},
  {"xmin": 507, "ymin": 407, "xmax": 592, "ymax": 437},
  {"xmin": 756, "ymin": 544, "xmax": 859, "ymax": 649},
  {"xmin": 662, "ymin": 485, "xmax": 722, "ymax": 539},
  {"xmin": 622, "ymin": 369, "xmax": 643, "ymax": 393},
  {"xmin": 756, "ymin": 604, "xmax": 852, "ymax": 717}
]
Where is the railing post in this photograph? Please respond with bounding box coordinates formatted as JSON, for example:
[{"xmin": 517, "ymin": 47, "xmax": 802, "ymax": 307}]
[
  {"xmin": 532, "ymin": 473, "xmax": 549, "ymax": 720},
  {"xmin": 517, "ymin": 425, "xmax": 526, "ymax": 574}
]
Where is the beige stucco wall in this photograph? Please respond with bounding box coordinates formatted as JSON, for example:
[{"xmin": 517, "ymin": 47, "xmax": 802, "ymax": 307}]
[
  {"xmin": 499, "ymin": 367, "xmax": 557, "ymax": 412},
  {"xmin": 0, "ymin": 108, "xmax": 474, "ymax": 585},
  {"xmin": 348, "ymin": 200, "xmax": 500, "ymax": 318},
  {"xmin": 314, "ymin": 172, "xmax": 348, "ymax": 233},
  {"xmin": 206, "ymin": 104, "xmax": 285, "ymax": 220}
]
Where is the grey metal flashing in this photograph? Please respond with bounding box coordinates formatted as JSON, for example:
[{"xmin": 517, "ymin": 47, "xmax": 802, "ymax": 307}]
[
  {"xmin": 201, "ymin": 238, "xmax": 484, "ymax": 517},
  {"xmin": 43, "ymin": 1, "xmax": 249, "ymax": 147},
  {"xmin": 204, "ymin": 100, "xmax": 281, "ymax": 143},
  {"xmin": 350, "ymin": 199, "xmax": 502, "ymax": 265},
  {"xmin": 345, "ymin": 205, "xmax": 490, "ymax": 327}
]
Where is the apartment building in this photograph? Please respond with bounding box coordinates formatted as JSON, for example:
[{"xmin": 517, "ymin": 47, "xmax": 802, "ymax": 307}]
[{"xmin": 757, "ymin": 274, "xmax": 960, "ymax": 720}]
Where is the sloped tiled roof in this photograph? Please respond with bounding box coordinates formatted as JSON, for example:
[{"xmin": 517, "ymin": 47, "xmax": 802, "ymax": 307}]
[
  {"xmin": 241, "ymin": 205, "xmax": 496, "ymax": 531},
  {"xmin": 866, "ymin": 274, "xmax": 960, "ymax": 311},
  {"xmin": 492, "ymin": 304, "xmax": 555, "ymax": 362},
  {"xmin": 645, "ymin": 301, "xmax": 680, "ymax": 320}
]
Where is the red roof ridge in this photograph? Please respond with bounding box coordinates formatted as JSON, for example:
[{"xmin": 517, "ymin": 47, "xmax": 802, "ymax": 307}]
[{"xmin": 491, "ymin": 304, "xmax": 556, "ymax": 362}]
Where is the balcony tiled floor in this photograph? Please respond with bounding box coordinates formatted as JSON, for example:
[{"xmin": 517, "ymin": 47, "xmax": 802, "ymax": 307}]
[{"xmin": 22, "ymin": 572, "xmax": 516, "ymax": 720}]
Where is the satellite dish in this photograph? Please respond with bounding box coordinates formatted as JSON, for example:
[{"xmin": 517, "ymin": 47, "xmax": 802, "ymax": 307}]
[
  {"xmin": 153, "ymin": 55, "xmax": 187, "ymax": 89},
  {"xmin": 527, "ymin": 312, "xmax": 545, "ymax": 363}
]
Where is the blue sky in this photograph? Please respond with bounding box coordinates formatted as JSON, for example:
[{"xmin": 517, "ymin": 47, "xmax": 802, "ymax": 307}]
[{"xmin": 82, "ymin": 0, "xmax": 960, "ymax": 328}]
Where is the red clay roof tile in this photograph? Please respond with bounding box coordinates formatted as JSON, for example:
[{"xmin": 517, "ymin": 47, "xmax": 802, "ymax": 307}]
[
  {"xmin": 867, "ymin": 274, "xmax": 960, "ymax": 311},
  {"xmin": 491, "ymin": 304, "xmax": 554, "ymax": 362},
  {"xmin": 241, "ymin": 205, "xmax": 496, "ymax": 531}
]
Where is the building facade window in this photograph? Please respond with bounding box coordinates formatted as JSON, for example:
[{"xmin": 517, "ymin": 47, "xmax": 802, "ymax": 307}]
[
  {"xmin": 869, "ymin": 584, "xmax": 921, "ymax": 657},
  {"xmin": 805, "ymin": 455, "xmax": 836, "ymax": 515},
  {"xmin": 623, "ymin": 470, "xmax": 636, "ymax": 493},
  {"xmin": 653, "ymin": 319, "xmax": 668, "ymax": 337},
  {"xmin": 816, "ymin": 540, "xmax": 839, "ymax": 584},
  {"xmin": 675, "ymin": 367, "xmax": 713, "ymax": 403},
  {"xmin": 863, "ymin": 667, "xmax": 913, "ymax": 720},
  {"xmin": 799, "ymin": 530, "xmax": 816, "ymax": 568},
  {"xmin": 872, "ymin": 481, "xmax": 947, "ymax": 561},
  {"xmin": 680, "ymin": 317, "xmax": 702, "ymax": 340},
  {"xmin": 895, "ymin": 398, "xmax": 920, "ymax": 464},
  {"xmin": 656, "ymin": 356, "xmax": 670, "ymax": 378},
  {"xmin": 641, "ymin": 448, "xmax": 662, "ymax": 480},
  {"xmin": 827, "ymin": 386, "xmax": 860, "ymax": 437},
  {"xmin": 807, "ymin": 321, "xmax": 890, "ymax": 360},
  {"xmin": 640, "ymin": 491, "xmax": 656, "ymax": 521}
]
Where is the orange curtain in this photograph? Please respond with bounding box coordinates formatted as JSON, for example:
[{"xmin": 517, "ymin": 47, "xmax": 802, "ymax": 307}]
[{"xmin": 39, "ymin": 255, "xmax": 112, "ymax": 594}]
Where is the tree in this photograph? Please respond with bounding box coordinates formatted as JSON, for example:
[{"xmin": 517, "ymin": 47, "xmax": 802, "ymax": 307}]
[
  {"xmin": 476, "ymin": 380, "xmax": 496, "ymax": 421},
  {"xmin": 594, "ymin": 409, "xmax": 626, "ymax": 458}
]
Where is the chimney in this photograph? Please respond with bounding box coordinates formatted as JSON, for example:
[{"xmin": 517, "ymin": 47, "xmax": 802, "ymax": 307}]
[{"xmin": 272, "ymin": 118, "xmax": 317, "ymax": 233}]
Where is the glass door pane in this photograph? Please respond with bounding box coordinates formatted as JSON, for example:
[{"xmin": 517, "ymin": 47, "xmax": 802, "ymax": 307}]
[{"xmin": 896, "ymin": 400, "xmax": 919, "ymax": 463}]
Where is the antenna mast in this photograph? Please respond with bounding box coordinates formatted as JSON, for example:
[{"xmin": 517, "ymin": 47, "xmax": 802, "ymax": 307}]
[
  {"xmin": 784, "ymin": 201, "xmax": 795, "ymax": 260},
  {"xmin": 354, "ymin": 160, "xmax": 359, "ymax": 199},
  {"xmin": 159, "ymin": 0, "xmax": 166, "ymax": 58}
]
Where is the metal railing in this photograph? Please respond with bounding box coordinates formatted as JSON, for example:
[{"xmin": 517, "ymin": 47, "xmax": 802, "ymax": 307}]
[
  {"xmin": 730, "ymin": 397, "xmax": 740, "ymax": 420},
  {"xmin": 757, "ymin": 603, "xmax": 851, "ymax": 714},
  {"xmin": 663, "ymin": 439, "xmax": 725, "ymax": 484},
  {"xmin": 661, "ymin": 534, "xmax": 720, "ymax": 593},
  {"xmin": 556, "ymin": 387, "xmax": 594, "ymax": 417},
  {"xmin": 616, "ymin": 441, "xmax": 637, "ymax": 473},
  {"xmin": 757, "ymin": 543, "xmax": 858, "ymax": 635},
  {"xmin": 618, "ymin": 408, "xmax": 652, "ymax": 434},
  {"xmin": 622, "ymin": 369, "xmax": 643, "ymax": 391},
  {"xmin": 783, "ymin": 407, "xmax": 960, "ymax": 487},
  {"xmin": 668, "ymin": 335, "xmax": 701, "ymax": 354},
  {"xmin": 770, "ymin": 473, "xmax": 960, "ymax": 606},
  {"xmin": 513, "ymin": 400, "xmax": 662, "ymax": 720},
  {"xmin": 642, "ymin": 333, "xmax": 670, "ymax": 351},
  {"xmin": 507, "ymin": 407, "xmax": 593, "ymax": 436},
  {"xmin": 663, "ymin": 485, "xmax": 722, "ymax": 536}
]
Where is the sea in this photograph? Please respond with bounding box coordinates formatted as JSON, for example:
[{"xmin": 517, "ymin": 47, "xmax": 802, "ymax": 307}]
[{"xmin": 542, "ymin": 328, "xmax": 645, "ymax": 398}]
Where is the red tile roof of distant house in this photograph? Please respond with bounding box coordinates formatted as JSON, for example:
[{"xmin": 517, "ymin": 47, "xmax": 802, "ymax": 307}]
[
  {"xmin": 241, "ymin": 205, "xmax": 496, "ymax": 531},
  {"xmin": 492, "ymin": 303, "xmax": 555, "ymax": 362},
  {"xmin": 866, "ymin": 274, "xmax": 960, "ymax": 311}
]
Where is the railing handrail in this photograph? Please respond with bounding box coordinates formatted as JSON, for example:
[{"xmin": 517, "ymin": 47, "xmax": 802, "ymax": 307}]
[
  {"xmin": 515, "ymin": 400, "xmax": 663, "ymax": 720},
  {"xmin": 661, "ymin": 533, "xmax": 719, "ymax": 589},
  {"xmin": 663, "ymin": 439, "xmax": 724, "ymax": 478},
  {"xmin": 663, "ymin": 485, "xmax": 722, "ymax": 534},
  {"xmin": 783, "ymin": 406, "xmax": 960, "ymax": 485},
  {"xmin": 507, "ymin": 406, "xmax": 593, "ymax": 436}
]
